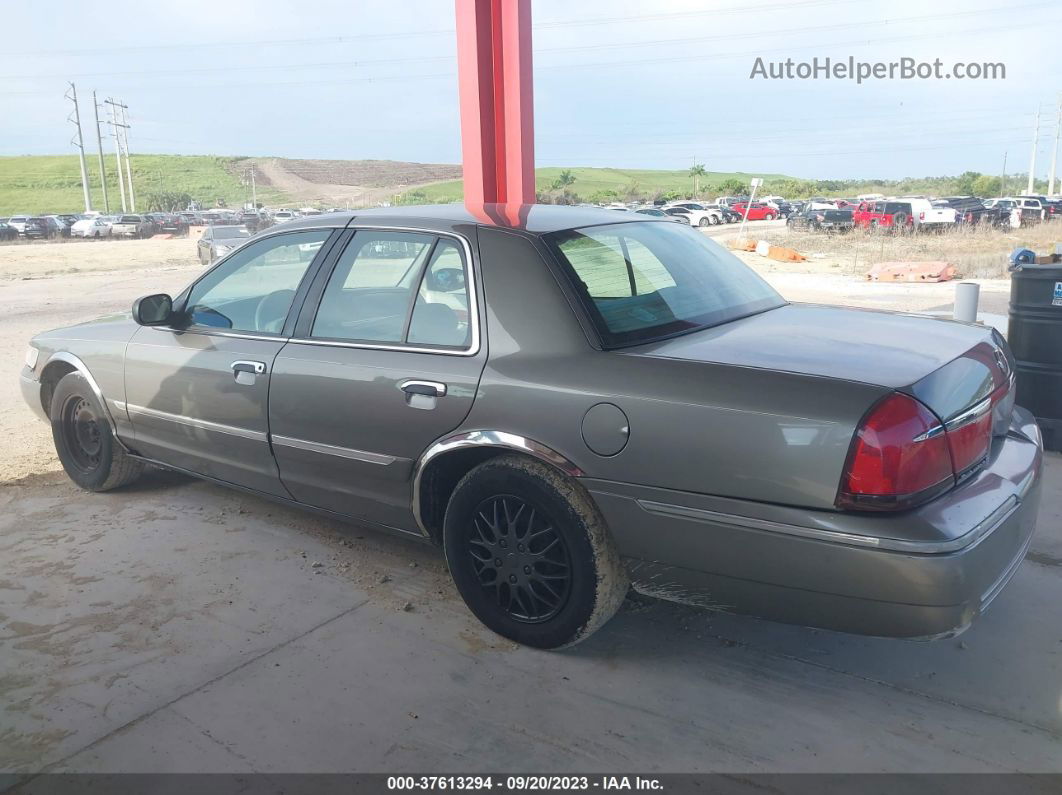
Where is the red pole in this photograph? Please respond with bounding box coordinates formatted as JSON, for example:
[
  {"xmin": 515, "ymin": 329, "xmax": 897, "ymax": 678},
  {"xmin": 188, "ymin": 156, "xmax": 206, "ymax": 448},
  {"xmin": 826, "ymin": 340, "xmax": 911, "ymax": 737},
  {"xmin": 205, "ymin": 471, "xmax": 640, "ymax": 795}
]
[{"xmin": 455, "ymin": 0, "xmax": 535, "ymax": 216}]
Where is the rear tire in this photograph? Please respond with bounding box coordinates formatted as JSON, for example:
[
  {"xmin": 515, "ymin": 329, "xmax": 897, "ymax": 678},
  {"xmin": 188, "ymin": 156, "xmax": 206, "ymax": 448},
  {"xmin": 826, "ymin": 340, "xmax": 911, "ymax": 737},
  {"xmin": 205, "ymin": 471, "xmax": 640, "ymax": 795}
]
[
  {"xmin": 443, "ymin": 454, "xmax": 628, "ymax": 649},
  {"xmin": 51, "ymin": 372, "xmax": 143, "ymax": 492}
]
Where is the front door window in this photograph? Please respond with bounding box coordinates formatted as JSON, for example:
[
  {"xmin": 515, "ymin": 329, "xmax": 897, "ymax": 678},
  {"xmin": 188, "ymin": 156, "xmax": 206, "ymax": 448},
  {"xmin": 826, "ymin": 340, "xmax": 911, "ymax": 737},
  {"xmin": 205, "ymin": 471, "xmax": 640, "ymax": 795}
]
[{"xmin": 184, "ymin": 230, "xmax": 331, "ymax": 334}]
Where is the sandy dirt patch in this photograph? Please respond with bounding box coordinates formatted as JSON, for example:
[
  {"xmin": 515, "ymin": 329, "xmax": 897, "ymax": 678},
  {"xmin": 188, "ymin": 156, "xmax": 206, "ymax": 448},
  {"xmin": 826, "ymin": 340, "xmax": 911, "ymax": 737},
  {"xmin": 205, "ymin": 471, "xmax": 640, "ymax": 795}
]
[{"xmin": 0, "ymin": 237, "xmax": 195, "ymax": 281}]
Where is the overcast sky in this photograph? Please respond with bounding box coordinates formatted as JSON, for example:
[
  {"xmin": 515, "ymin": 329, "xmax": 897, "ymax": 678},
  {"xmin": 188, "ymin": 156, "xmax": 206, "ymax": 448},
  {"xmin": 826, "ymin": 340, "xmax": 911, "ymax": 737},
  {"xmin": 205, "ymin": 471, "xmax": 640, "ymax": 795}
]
[{"xmin": 2, "ymin": 0, "xmax": 1060, "ymax": 180}]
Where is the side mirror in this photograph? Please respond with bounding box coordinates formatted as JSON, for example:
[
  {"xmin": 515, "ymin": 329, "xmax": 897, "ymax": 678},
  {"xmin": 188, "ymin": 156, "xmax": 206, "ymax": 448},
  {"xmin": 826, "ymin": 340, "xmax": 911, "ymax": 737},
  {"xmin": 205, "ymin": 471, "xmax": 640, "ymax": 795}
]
[{"xmin": 133, "ymin": 293, "xmax": 173, "ymax": 326}]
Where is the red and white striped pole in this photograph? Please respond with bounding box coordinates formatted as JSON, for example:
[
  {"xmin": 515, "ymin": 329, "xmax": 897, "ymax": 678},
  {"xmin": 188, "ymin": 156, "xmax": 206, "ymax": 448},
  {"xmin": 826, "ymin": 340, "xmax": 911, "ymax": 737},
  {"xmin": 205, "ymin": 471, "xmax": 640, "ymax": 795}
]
[{"xmin": 455, "ymin": 0, "xmax": 535, "ymax": 224}]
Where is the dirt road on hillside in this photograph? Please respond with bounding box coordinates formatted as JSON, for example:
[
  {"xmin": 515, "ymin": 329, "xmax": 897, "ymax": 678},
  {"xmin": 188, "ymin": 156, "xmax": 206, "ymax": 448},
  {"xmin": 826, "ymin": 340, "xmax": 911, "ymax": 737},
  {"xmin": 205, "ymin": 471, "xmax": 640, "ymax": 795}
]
[{"xmin": 251, "ymin": 158, "xmax": 461, "ymax": 207}]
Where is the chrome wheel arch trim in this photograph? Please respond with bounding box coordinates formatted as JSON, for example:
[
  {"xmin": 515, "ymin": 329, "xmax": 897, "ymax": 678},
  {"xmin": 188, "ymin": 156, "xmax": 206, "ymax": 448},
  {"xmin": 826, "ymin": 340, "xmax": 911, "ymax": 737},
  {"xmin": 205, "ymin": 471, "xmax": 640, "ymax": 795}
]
[
  {"xmin": 411, "ymin": 430, "xmax": 585, "ymax": 537},
  {"xmin": 41, "ymin": 351, "xmax": 131, "ymax": 451},
  {"xmin": 42, "ymin": 351, "xmax": 116, "ymax": 428}
]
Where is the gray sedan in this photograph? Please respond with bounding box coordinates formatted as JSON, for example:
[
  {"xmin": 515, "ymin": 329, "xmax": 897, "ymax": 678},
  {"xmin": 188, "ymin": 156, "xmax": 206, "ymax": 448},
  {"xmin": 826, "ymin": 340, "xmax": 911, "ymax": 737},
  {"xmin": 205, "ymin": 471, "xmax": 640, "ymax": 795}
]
[
  {"xmin": 20, "ymin": 205, "xmax": 1042, "ymax": 648},
  {"xmin": 197, "ymin": 224, "xmax": 252, "ymax": 265}
]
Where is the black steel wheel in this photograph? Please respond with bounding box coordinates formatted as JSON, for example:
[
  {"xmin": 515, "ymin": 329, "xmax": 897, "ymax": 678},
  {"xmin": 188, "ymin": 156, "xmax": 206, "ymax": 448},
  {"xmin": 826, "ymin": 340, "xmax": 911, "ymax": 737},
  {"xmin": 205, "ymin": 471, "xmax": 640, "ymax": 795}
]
[
  {"xmin": 443, "ymin": 454, "xmax": 628, "ymax": 649},
  {"xmin": 466, "ymin": 494, "xmax": 572, "ymax": 623},
  {"xmin": 50, "ymin": 371, "xmax": 143, "ymax": 491},
  {"xmin": 60, "ymin": 394, "xmax": 104, "ymax": 474}
]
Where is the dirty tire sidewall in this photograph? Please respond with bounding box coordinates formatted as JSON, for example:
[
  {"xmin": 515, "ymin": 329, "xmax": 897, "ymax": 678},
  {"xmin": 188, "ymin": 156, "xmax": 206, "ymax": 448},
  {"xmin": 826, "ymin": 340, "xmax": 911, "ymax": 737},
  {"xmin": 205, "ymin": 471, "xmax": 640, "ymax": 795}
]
[
  {"xmin": 444, "ymin": 454, "xmax": 628, "ymax": 650},
  {"xmin": 50, "ymin": 371, "xmax": 142, "ymax": 492}
]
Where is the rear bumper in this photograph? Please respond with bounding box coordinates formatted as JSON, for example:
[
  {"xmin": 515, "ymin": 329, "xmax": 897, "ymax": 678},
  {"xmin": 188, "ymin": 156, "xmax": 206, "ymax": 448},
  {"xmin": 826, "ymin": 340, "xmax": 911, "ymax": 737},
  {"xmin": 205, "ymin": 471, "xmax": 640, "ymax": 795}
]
[{"xmin": 588, "ymin": 407, "xmax": 1043, "ymax": 639}]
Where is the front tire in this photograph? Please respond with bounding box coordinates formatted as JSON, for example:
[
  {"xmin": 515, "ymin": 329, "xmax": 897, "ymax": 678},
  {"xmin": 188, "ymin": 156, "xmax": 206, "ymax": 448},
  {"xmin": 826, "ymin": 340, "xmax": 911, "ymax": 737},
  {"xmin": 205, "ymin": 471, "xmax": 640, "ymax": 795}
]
[
  {"xmin": 443, "ymin": 454, "xmax": 628, "ymax": 649},
  {"xmin": 51, "ymin": 372, "xmax": 143, "ymax": 492},
  {"xmin": 698, "ymin": 217, "xmax": 710, "ymax": 227}
]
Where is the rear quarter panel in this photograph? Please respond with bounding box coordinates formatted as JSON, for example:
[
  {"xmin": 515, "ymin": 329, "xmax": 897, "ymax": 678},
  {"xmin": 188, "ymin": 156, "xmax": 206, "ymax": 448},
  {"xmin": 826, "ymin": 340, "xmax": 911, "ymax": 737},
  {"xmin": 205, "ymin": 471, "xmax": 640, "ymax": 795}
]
[{"xmin": 465, "ymin": 227, "xmax": 886, "ymax": 509}]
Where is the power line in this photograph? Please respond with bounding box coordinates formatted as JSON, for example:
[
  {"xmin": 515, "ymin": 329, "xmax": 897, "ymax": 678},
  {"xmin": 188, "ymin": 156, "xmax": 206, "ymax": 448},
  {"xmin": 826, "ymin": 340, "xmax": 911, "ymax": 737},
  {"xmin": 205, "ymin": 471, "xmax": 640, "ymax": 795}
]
[
  {"xmin": 0, "ymin": 0, "xmax": 854, "ymax": 58},
  {"xmin": 7, "ymin": 3, "xmax": 1051, "ymax": 83}
]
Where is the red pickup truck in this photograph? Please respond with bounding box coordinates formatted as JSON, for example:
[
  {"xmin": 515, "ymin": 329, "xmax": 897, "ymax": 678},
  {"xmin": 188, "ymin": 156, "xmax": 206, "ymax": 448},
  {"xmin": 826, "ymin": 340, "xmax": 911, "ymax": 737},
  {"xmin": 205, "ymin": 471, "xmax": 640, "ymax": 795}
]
[
  {"xmin": 731, "ymin": 202, "xmax": 777, "ymax": 221},
  {"xmin": 852, "ymin": 201, "xmax": 914, "ymax": 231}
]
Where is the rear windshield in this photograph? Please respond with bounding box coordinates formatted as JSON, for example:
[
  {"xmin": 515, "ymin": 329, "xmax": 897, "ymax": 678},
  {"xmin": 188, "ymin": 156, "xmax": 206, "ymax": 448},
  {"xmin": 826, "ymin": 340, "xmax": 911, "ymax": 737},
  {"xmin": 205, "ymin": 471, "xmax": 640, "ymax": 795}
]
[
  {"xmin": 212, "ymin": 226, "xmax": 251, "ymax": 239},
  {"xmin": 547, "ymin": 221, "xmax": 785, "ymax": 347}
]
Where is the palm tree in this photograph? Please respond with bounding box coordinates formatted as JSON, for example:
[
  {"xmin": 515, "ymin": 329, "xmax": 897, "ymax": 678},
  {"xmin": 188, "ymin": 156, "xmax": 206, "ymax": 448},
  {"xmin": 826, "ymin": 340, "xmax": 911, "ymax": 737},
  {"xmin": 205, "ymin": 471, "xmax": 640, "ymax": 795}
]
[
  {"xmin": 551, "ymin": 169, "xmax": 577, "ymax": 191},
  {"xmin": 689, "ymin": 163, "xmax": 707, "ymax": 199}
]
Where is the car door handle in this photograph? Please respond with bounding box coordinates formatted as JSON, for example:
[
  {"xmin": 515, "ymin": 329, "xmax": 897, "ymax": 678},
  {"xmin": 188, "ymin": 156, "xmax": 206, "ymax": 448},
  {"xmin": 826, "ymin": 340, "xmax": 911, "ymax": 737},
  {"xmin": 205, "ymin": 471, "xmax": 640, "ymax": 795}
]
[
  {"xmin": 232, "ymin": 360, "xmax": 266, "ymax": 375},
  {"xmin": 399, "ymin": 380, "xmax": 447, "ymax": 398},
  {"xmin": 232, "ymin": 360, "xmax": 266, "ymax": 385}
]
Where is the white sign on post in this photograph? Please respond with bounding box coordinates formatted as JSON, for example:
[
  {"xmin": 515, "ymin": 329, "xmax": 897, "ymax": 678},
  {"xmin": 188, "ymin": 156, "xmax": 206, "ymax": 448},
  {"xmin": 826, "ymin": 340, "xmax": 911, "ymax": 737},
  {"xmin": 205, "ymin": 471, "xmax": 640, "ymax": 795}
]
[{"xmin": 738, "ymin": 178, "xmax": 763, "ymax": 237}]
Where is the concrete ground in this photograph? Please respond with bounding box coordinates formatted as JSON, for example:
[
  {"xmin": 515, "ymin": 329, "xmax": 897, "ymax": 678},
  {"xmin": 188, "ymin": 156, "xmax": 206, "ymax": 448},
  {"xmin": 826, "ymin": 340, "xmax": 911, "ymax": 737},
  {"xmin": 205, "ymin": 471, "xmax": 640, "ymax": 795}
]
[
  {"xmin": 2, "ymin": 457, "xmax": 1061, "ymax": 775},
  {"xmin": 1, "ymin": 235, "xmax": 1060, "ymax": 777}
]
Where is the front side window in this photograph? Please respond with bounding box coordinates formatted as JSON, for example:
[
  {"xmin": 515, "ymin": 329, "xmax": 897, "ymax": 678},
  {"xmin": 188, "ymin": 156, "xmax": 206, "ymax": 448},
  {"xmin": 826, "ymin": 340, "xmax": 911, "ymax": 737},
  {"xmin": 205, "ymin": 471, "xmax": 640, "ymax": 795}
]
[
  {"xmin": 548, "ymin": 221, "xmax": 784, "ymax": 347},
  {"xmin": 184, "ymin": 229, "xmax": 331, "ymax": 334}
]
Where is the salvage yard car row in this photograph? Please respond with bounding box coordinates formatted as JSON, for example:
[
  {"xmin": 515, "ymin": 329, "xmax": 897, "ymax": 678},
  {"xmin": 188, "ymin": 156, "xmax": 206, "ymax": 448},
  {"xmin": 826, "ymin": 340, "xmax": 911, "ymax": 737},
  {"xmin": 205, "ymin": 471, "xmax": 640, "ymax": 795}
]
[
  {"xmin": 0, "ymin": 207, "xmax": 322, "ymax": 243},
  {"xmin": 784, "ymin": 193, "xmax": 1062, "ymax": 233}
]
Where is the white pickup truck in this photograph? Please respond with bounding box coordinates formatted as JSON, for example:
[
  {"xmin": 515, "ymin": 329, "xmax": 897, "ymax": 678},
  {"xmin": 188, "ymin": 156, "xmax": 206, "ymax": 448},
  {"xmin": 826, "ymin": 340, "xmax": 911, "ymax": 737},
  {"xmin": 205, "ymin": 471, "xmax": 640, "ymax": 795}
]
[{"xmin": 902, "ymin": 198, "xmax": 958, "ymax": 230}]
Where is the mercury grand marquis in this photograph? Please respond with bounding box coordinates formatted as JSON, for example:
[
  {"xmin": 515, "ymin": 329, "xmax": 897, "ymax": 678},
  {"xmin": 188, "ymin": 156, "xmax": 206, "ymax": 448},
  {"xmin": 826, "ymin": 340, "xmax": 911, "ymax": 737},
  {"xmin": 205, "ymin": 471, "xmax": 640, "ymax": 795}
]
[{"xmin": 20, "ymin": 205, "xmax": 1043, "ymax": 648}]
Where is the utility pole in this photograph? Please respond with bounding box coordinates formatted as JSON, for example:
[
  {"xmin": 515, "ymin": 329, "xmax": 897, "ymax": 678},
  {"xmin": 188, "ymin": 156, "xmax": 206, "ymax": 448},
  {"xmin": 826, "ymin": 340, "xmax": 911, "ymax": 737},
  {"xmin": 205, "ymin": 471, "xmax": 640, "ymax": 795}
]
[
  {"xmin": 118, "ymin": 103, "xmax": 135, "ymax": 211},
  {"xmin": 1048, "ymin": 94, "xmax": 1061, "ymax": 196},
  {"xmin": 65, "ymin": 83, "xmax": 92, "ymax": 212},
  {"xmin": 105, "ymin": 99, "xmax": 128, "ymax": 212},
  {"xmin": 92, "ymin": 91, "xmax": 109, "ymax": 213},
  {"xmin": 249, "ymin": 164, "xmax": 257, "ymax": 208},
  {"xmin": 999, "ymin": 151, "xmax": 1008, "ymax": 198},
  {"xmin": 1027, "ymin": 109, "xmax": 1041, "ymax": 196}
]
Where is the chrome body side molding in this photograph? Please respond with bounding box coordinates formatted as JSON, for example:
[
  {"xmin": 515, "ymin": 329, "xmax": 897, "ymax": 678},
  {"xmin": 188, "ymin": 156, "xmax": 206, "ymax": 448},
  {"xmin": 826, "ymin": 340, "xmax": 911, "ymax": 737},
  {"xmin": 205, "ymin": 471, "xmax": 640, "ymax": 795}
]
[
  {"xmin": 636, "ymin": 493, "xmax": 1021, "ymax": 554},
  {"xmin": 125, "ymin": 403, "xmax": 268, "ymax": 442},
  {"xmin": 270, "ymin": 434, "xmax": 397, "ymax": 466},
  {"xmin": 42, "ymin": 352, "xmax": 127, "ymax": 448},
  {"xmin": 411, "ymin": 430, "xmax": 585, "ymax": 536}
]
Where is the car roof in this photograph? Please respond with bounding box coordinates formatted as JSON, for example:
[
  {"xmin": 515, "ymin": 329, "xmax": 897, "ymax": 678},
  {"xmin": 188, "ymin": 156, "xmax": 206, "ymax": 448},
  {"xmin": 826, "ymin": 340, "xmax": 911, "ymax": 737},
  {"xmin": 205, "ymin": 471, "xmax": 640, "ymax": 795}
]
[{"xmin": 270, "ymin": 203, "xmax": 658, "ymax": 235}]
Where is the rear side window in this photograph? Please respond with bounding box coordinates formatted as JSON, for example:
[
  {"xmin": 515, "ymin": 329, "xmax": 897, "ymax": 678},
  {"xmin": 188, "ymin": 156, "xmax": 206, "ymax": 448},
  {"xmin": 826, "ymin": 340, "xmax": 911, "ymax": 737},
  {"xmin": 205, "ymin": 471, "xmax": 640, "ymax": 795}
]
[
  {"xmin": 312, "ymin": 231, "xmax": 434, "ymax": 343},
  {"xmin": 548, "ymin": 221, "xmax": 784, "ymax": 347},
  {"xmin": 407, "ymin": 241, "xmax": 472, "ymax": 349},
  {"xmin": 311, "ymin": 231, "xmax": 473, "ymax": 350}
]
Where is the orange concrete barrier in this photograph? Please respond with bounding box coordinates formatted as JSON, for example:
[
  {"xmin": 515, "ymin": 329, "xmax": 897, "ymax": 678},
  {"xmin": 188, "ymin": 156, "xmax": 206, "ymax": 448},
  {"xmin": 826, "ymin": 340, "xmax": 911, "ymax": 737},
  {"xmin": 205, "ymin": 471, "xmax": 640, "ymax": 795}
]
[
  {"xmin": 766, "ymin": 245, "xmax": 806, "ymax": 262},
  {"xmin": 866, "ymin": 261, "xmax": 957, "ymax": 282}
]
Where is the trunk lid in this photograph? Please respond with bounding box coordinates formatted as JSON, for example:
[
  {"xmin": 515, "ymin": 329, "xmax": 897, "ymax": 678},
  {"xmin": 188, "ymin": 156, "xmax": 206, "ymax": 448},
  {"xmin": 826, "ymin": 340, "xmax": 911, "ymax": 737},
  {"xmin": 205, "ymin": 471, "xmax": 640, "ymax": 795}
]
[
  {"xmin": 627, "ymin": 304, "xmax": 992, "ymax": 388},
  {"xmin": 629, "ymin": 303, "xmax": 1014, "ymax": 431}
]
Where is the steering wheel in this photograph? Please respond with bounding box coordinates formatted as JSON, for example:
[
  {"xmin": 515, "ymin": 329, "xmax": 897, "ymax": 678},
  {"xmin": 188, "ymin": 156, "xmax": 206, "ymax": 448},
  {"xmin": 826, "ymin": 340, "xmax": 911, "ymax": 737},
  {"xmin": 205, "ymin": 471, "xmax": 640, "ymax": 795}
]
[
  {"xmin": 430, "ymin": 267, "xmax": 466, "ymax": 293},
  {"xmin": 254, "ymin": 289, "xmax": 295, "ymax": 334}
]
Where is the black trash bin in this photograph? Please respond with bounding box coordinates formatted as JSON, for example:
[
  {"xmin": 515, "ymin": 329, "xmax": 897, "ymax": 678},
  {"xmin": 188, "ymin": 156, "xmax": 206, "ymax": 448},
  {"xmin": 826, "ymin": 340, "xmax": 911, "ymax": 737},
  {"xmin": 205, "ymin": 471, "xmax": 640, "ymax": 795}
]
[{"xmin": 1009, "ymin": 263, "xmax": 1062, "ymax": 451}]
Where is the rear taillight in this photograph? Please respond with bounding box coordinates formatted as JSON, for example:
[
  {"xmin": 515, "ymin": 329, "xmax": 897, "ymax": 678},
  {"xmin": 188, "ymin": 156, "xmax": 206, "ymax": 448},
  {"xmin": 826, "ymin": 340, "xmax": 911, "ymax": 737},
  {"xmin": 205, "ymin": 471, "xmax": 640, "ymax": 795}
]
[
  {"xmin": 919, "ymin": 211, "xmax": 926, "ymax": 220},
  {"xmin": 839, "ymin": 388, "xmax": 998, "ymax": 511},
  {"xmin": 838, "ymin": 393, "xmax": 954, "ymax": 511},
  {"xmin": 944, "ymin": 399, "xmax": 992, "ymax": 479}
]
